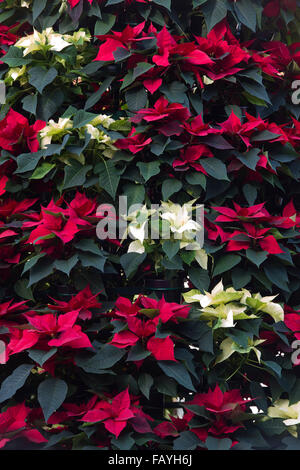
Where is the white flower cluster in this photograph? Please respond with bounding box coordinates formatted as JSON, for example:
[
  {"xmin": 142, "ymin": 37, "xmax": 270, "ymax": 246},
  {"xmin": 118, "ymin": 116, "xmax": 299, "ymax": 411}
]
[
  {"xmin": 39, "ymin": 114, "xmax": 117, "ymax": 150},
  {"xmin": 15, "ymin": 28, "xmax": 91, "ymax": 56},
  {"xmin": 122, "ymin": 200, "xmax": 207, "ymax": 270}
]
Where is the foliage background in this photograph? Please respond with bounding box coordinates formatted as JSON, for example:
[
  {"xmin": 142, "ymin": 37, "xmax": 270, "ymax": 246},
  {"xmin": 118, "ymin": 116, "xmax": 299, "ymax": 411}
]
[{"xmin": 0, "ymin": 0, "xmax": 299, "ymax": 451}]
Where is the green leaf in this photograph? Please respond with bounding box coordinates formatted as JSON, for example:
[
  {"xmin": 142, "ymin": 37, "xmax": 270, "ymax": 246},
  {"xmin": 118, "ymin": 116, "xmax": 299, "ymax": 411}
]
[
  {"xmin": 120, "ymin": 252, "xmax": 147, "ymax": 279},
  {"xmin": 201, "ymin": 0, "xmax": 227, "ymax": 32},
  {"xmin": 111, "ymin": 433, "xmax": 135, "ymax": 450},
  {"xmin": 127, "ymin": 343, "xmax": 151, "ymax": 361},
  {"xmin": 236, "ymin": 148, "xmax": 260, "ymax": 171},
  {"xmin": 30, "ymin": 162, "xmax": 55, "ymax": 179},
  {"xmin": 94, "ymin": 14, "xmax": 116, "ymax": 35},
  {"xmin": 263, "ymin": 263, "xmax": 289, "ymax": 291},
  {"xmin": 160, "ymin": 81, "xmax": 187, "ymax": 103},
  {"xmin": 97, "ymin": 160, "xmax": 121, "ymax": 199},
  {"xmin": 193, "ymin": 0, "xmax": 207, "ymax": 7},
  {"xmin": 243, "ymin": 184, "xmax": 257, "ymax": 205},
  {"xmin": 73, "ymin": 110, "xmax": 98, "ymax": 129},
  {"xmin": 106, "ymin": 0, "xmax": 122, "ymax": 5},
  {"xmin": 75, "ymin": 345, "xmax": 126, "ymax": 372},
  {"xmin": 29, "ymin": 67, "xmax": 58, "ymax": 94},
  {"xmin": 240, "ymin": 79, "xmax": 271, "ymax": 105},
  {"xmin": 138, "ymin": 373, "xmax": 154, "ymax": 399},
  {"xmin": 79, "ymin": 252, "xmax": 106, "ymax": 272},
  {"xmin": 62, "ymin": 161, "xmax": 92, "ymax": 190},
  {"xmin": 213, "ymin": 254, "xmax": 241, "ymax": 276},
  {"xmin": 0, "ymin": 9, "xmax": 15, "ymax": 23},
  {"xmin": 206, "ymin": 436, "xmax": 232, "ymax": 450},
  {"xmin": 185, "ymin": 172, "xmax": 206, "ymax": 189},
  {"xmin": 22, "ymin": 253, "xmax": 45, "ymax": 275},
  {"xmin": 122, "ymin": 183, "xmax": 145, "ymax": 208},
  {"xmin": 44, "ymin": 431, "xmax": 74, "ymax": 449},
  {"xmin": 28, "ymin": 257, "xmax": 54, "ymax": 287},
  {"xmin": 253, "ymin": 130, "xmax": 281, "ymax": 142},
  {"xmin": 54, "ymin": 255, "xmax": 78, "ymax": 276},
  {"xmin": 232, "ymin": 267, "xmax": 251, "ymax": 289},
  {"xmin": 120, "ymin": 70, "xmax": 134, "ymax": 91},
  {"xmin": 162, "ymin": 240, "xmax": 180, "ymax": 260},
  {"xmin": 162, "ymin": 255, "xmax": 183, "ymax": 271},
  {"xmin": 283, "ymin": 437, "xmax": 300, "ymax": 450},
  {"xmin": 113, "ymin": 47, "xmax": 132, "ymax": 62},
  {"xmin": 28, "ymin": 349, "xmax": 57, "ymax": 367},
  {"xmin": 132, "ymin": 62, "xmax": 154, "ymax": 81},
  {"xmin": 38, "ymin": 378, "xmax": 68, "ymax": 423},
  {"xmin": 246, "ymin": 249, "xmax": 267, "ymax": 268},
  {"xmin": 14, "ymin": 279, "xmax": 35, "ymax": 301},
  {"xmin": 174, "ymin": 431, "xmax": 201, "ymax": 450},
  {"xmin": 137, "ymin": 161, "xmax": 161, "ymax": 182},
  {"xmin": 200, "ymin": 158, "xmax": 229, "ymax": 181},
  {"xmin": 162, "ymin": 179, "xmax": 182, "ymax": 200},
  {"xmin": 152, "ymin": 0, "xmax": 171, "ymax": 10},
  {"xmin": 36, "ymin": 88, "xmax": 64, "ymax": 121},
  {"xmin": 234, "ymin": 0, "xmax": 257, "ymax": 31},
  {"xmin": 84, "ymin": 77, "xmax": 114, "ymax": 110},
  {"xmin": 74, "ymin": 239, "xmax": 104, "ymax": 256},
  {"xmin": 1, "ymin": 46, "xmax": 31, "ymax": 66},
  {"xmin": 22, "ymin": 94, "xmax": 38, "ymax": 115},
  {"xmin": 263, "ymin": 360, "xmax": 282, "ymax": 378},
  {"xmin": 158, "ymin": 362, "xmax": 196, "ymax": 392},
  {"xmin": 33, "ymin": 0, "xmax": 47, "ymax": 22},
  {"xmin": 184, "ymin": 405, "xmax": 210, "ymax": 418},
  {"xmin": 15, "ymin": 150, "xmax": 46, "ymax": 174},
  {"xmin": 188, "ymin": 267, "xmax": 210, "ymax": 292},
  {"xmin": 125, "ymin": 87, "xmax": 147, "ymax": 112},
  {"xmin": 0, "ymin": 364, "xmax": 32, "ymax": 402},
  {"xmin": 155, "ymin": 375, "xmax": 177, "ymax": 396}
]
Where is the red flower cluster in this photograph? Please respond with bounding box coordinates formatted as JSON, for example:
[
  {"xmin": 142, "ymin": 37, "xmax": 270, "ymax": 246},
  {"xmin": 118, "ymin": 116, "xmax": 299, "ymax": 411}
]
[
  {"xmin": 155, "ymin": 385, "xmax": 251, "ymax": 446},
  {"xmin": 0, "ymin": 24, "xmax": 19, "ymax": 63},
  {"xmin": 94, "ymin": 18, "xmax": 294, "ymax": 96},
  {"xmin": 81, "ymin": 388, "xmax": 152, "ymax": 438},
  {"xmin": 0, "ymin": 108, "xmax": 45, "ymax": 154},
  {"xmin": 263, "ymin": 0, "xmax": 297, "ymax": 18},
  {"xmin": 207, "ymin": 201, "xmax": 300, "ymax": 255},
  {"xmin": 0, "ymin": 403, "xmax": 47, "ymax": 448},
  {"xmin": 109, "ymin": 296, "xmax": 190, "ymax": 362}
]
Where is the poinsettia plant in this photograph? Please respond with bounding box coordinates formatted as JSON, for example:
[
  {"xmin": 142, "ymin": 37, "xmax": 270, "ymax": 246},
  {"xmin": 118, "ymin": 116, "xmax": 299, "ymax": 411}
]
[{"xmin": 0, "ymin": 0, "xmax": 300, "ymax": 452}]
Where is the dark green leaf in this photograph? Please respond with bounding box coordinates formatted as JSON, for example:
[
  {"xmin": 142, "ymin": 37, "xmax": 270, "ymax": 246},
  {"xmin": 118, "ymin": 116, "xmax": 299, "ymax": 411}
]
[
  {"xmin": 94, "ymin": 14, "xmax": 116, "ymax": 35},
  {"xmin": 38, "ymin": 378, "xmax": 68, "ymax": 423},
  {"xmin": 162, "ymin": 179, "xmax": 182, "ymax": 200},
  {"xmin": 201, "ymin": 0, "xmax": 227, "ymax": 32},
  {"xmin": 158, "ymin": 361, "xmax": 196, "ymax": 391},
  {"xmin": 54, "ymin": 255, "xmax": 78, "ymax": 275},
  {"xmin": 62, "ymin": 161, "xmax": 92, "ymax": 190},
  {"xmin": 28, "ymin": 349, "xmax": 57, "ymax": 367},
  {"xmin": 213, "ymin": 254, "xmax": 241, "ymax": 276},
  {"xmin": 137, "ymin": 161, "xmax": 161, "ymax": 182},
  {"xmin": 138, "ymin": 373, "xmax": 154, "ymax": 399},
  {"xmin": 29, "ymin": 67, "xmax": 58, "ymax": 94},
  {"xmin": 0, "ymin": 364, "xmax": 32, "ymax": 402},
  {"xmin": 120, "ymin": 252, "xmax": 147, "ymax": 278},
  {"xmin": 174, "ymin": 431, "xmax": 201, "ymax": 450},
  {"xmin": 200, "ymin": 158, "xmax": 229, "ymax": 181}
]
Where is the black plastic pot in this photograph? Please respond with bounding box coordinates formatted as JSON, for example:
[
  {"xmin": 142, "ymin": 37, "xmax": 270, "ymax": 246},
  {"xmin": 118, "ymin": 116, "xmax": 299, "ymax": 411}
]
[{"xmin": 144, "ymin": 278, "xmax": 184, "ymax": 303}]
